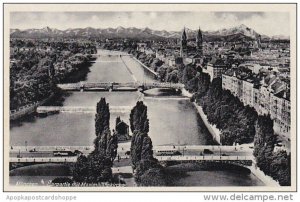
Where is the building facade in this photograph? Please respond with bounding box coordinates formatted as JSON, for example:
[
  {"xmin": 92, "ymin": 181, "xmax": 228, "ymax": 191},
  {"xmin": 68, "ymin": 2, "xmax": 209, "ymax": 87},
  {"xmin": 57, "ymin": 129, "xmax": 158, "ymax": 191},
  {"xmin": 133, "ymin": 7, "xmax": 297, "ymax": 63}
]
[
  {"xmin": 204, "ymin": 57, "xmax": 227, "ymax": 81},
  {"xmin": 222, "ymin": 72, "xmax": 291, "ymax": 141}
]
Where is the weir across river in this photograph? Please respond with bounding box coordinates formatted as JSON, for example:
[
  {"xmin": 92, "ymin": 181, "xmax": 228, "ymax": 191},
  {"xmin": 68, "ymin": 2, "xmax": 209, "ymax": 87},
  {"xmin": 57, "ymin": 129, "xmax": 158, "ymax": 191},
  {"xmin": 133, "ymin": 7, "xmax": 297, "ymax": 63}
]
[{"xmin": 36, "ymin": 105, "xmax": 132, "ymax": 114}]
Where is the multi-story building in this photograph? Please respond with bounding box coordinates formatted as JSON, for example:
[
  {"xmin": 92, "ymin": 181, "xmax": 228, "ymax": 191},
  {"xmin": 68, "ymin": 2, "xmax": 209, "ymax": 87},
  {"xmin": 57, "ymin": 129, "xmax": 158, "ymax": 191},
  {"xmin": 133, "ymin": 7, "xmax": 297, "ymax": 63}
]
[
  {"xmin": 204, "ymin": 57, "xmax": 227, "ymax": 81},
  {"xmin": 136, "ymin": 42, "xmax": 147, "ymax": 52},
  {"xmin": 242, "ymin": 79, "xmax": 254, "ymax": 107},
  {"xmin": 155, "ymin": 48, "xmax": 165, "ymax": 60},
  {"xmin": 222, "ymin": 70, "xmax": 291, "ymax": 142}
]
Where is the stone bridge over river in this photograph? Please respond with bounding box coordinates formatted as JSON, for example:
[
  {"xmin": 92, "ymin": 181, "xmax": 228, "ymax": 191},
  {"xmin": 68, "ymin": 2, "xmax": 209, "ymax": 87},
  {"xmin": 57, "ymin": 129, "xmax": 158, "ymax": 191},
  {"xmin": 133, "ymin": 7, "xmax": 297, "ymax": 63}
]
[
  {"xmin": 57, "ymin": 82, "xmax": 184, "ymax": 92},
  {"xmin": 9, "ymin": 145, "xmax": 253, "ymax": 167}
]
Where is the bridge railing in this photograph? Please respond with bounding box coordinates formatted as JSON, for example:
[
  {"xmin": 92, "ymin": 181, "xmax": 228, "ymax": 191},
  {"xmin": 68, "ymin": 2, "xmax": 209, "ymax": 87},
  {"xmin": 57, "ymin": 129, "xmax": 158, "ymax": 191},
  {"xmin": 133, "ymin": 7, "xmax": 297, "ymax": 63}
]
[
  {"xmin": 10, "ymin": 145, "xmax": 252, "ymax": 152},
  {"xmin": 157, "ymin": 155, "xmax": 252, "ymax": 161},
  {"xmin": 9, "ymin": 155, "xmax": 252, "ymax": 163},
  {"xmin": 10, "ymin": 157, "xmax": 78, "ymax": 163},
  {"xmin": 10, "ymin": 146, "xmax": 94, "ymax": 152}
]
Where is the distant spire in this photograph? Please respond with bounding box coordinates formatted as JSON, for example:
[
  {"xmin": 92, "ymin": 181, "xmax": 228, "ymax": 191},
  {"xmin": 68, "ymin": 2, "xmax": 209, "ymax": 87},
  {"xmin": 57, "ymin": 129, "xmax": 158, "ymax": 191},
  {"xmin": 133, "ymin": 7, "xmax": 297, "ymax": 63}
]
[
  {"xmin": 196, "ymin": 26, "xmax": 203, "ymax": 43},
  {"xmin": 180, "ymin": 27, "xmax": 188, "ymax": 57},
  {"xmin": 182, "ymin": 27, "xmax": 187, "ymax": 41}
]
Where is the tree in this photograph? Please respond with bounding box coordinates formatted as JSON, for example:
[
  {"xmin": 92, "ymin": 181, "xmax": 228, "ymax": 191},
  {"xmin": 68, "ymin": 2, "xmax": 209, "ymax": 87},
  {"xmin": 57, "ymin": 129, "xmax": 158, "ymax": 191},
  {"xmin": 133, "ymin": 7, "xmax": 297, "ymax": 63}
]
[
  {"xmin": 253, "ymin": 115, "xmax": 276, "ymax": 158},
  {"xmin": 73, "ymin": 98, "xmax": 117, "ymax": 184},
  {"xmin": 95, "ymin": 98, "xmax": 110, "ymax": 137},
  {"xmin": 270, "ymin": 150, "xmax": 291, "ymax": 186},
  {"xmin": 135, "ymin": 159, "xmax": 166, "ymax": 186},
  {"xmin": 141, "ymin": 136, "xmax": 154, "ymax": 160},
  {"xmin": 129, "ymin": 102, "xmax": 156, "ymax": 170},
  {"xmin": 197, "ymin": 71, "xmax": 210, "ymax": 98},
  {"xmin": 129, "ymin": 101, "xmax": 149, "ymax": 133},
  {"xmin": 85, "ymin": 152, "xmax": 113, "ymax": 183},
  {"xmin": 130, "ymin": 131, "xmax": 146, "ymax": 168},
  {"xmin": 73, "ymin": 155, "xmax": 88, "ymax": 183},
  {"xmin": 106, "ymin": 131, "xmax": 118, "ymax": 162},
  {"xmin": 253, "ymin": 115, "xmax": 278, "ymax": 175},
  {"xmin": 93, "ymin": 98, "xmax": 118, "ymax": 160}
]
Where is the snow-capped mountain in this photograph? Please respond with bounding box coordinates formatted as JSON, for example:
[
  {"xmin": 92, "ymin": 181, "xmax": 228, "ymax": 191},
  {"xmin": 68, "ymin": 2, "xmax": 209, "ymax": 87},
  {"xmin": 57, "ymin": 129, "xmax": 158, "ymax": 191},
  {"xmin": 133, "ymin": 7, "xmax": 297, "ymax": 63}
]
[
  {"xmin": 10, "ymin": 24, "xmax": 287, "ymax": 41},
  {"xmin": 210, "ymin": 24, "xmax": 259, "ymax": 38}
]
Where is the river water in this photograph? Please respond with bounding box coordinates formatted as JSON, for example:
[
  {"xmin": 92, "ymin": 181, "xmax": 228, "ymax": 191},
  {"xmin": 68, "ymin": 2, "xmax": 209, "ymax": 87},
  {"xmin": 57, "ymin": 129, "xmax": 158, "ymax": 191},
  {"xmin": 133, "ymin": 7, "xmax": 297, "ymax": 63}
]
[{"xmin": 10, "ymin": 49, "xmax": 264, "ymax": 186}]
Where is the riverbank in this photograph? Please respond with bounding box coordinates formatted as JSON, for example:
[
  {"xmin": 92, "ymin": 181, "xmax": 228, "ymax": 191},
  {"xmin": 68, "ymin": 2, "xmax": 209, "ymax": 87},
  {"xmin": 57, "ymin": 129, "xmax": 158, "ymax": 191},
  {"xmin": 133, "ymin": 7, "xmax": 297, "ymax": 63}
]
[
  {"xmin": 192, "ymin": 97, "xmax": 280, "ymax": 186},
  {"xmin": 192, "ymin": 102, "xmax": 221, "ymax": 144},
  {"xmin": 131, "ymin": 56, "xmax": 159, "ymax": 77},
  {"xmin": 10, "ymin": 93, "xmax": 55, "ymax": 121},
  {"xmin": 249, "ymin": 161, "xmax": 280, "ymax": 187}
]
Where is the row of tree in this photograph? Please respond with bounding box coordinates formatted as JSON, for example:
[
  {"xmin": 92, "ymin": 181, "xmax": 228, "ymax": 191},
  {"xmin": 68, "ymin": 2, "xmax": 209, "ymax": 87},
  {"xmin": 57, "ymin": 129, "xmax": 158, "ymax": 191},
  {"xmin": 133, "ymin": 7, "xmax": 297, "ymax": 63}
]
[
  {"xmin": 177, "ymin": 63, "xmax": 291, "ymax": 185},
  {"xmin": 177, "ymin": 63, "xmax": 258, "ymax": 145},
  {"xmin": 253, "ymin": 116, "xmax": 291, "ymax": 186}
]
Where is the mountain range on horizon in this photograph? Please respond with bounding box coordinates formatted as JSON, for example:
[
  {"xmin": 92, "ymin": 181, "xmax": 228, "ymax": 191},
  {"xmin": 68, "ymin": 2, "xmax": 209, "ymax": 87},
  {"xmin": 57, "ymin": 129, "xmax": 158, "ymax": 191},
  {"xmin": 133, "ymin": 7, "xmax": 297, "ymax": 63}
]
[{"xmin": 10, "ymin": 24, "xmax": 290, "ymax": 41}]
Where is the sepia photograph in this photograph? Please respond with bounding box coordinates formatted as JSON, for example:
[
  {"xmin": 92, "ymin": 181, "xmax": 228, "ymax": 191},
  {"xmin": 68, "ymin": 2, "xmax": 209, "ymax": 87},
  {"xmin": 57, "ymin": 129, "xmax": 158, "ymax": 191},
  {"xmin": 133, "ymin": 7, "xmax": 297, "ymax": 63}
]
[{"xmin": 2, "ymin": 3, "xmax": 297, "ymax": 192}]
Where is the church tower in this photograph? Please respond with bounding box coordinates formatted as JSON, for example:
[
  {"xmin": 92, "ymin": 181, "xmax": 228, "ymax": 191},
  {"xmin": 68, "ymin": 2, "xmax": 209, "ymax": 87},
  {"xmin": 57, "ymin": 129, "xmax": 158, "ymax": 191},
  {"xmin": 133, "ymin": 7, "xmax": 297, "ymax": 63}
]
[
  {"xmin": 180, "ymin": 27, "xmax": 188, "ymax": 58},
  {"xmin": 196, "ymin": 27, "xmax": 203, "ymax": 56},
  {"xmin": 257, "ymin": 34, "xmax": 262, "ymax": 49}
]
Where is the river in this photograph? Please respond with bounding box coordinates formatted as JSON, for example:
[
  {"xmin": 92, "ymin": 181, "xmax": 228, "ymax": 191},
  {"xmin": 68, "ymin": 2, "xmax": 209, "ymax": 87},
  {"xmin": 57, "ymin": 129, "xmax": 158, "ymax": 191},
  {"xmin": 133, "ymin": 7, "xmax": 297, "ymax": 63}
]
[{"xmin": 10, "ymin": 49, "xmax": 264, "ymax": 186}]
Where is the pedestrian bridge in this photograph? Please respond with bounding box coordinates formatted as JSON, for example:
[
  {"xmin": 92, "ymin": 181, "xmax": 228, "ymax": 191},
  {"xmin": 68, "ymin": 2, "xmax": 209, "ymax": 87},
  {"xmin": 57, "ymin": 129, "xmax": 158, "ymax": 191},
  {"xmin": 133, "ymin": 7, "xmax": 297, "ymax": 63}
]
[
  {"xmin": 57, "ymin": 82, "xmax": 184, "ymax": 92},
  {"xmin": 36, "ymin": 106, "xmax": 132, "ymax": 114}
]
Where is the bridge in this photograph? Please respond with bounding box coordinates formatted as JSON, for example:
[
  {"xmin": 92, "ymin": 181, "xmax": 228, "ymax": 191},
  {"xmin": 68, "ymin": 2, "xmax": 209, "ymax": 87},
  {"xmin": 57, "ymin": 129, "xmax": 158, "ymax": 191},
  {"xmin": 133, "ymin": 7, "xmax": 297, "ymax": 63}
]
[
  {"xmin": 9, "ymin": 155, "xmax": 252, "ymax": 164},
  {"xmin": 91, "ymin": 53, "xmax": 131, "ymax": 57},
  {"xmin": 92, "ymin": 61, "xmax": 123, "ymax": 63},
  {"xmin": 57, "ymin": 82, "xmax": 184, "ymax": 92},
  {"xmin": 9, "ymin": 145, "xmax": 253, "ymax": 165},
  {"xmin": 36, "ymin": 106, "xmax": 132, "ymax": 114},
  {"xmin": 10, "ymin": 145, "xmax": 252, "ymax": 152}
]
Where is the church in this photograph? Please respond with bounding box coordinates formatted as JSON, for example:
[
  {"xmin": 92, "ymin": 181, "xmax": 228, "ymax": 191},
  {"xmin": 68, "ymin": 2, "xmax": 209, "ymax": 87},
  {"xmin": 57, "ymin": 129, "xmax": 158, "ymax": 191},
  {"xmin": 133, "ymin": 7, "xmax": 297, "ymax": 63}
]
[{"xmin": 180, "ymin": 27, "xmax": 203, "ymax": 65}]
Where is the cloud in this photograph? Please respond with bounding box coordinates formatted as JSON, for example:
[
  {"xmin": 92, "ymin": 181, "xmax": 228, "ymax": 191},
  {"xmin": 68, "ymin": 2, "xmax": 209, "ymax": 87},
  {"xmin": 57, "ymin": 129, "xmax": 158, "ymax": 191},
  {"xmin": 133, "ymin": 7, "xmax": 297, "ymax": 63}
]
[{"xmin": 214, "ymin": 12, "xmax": 265, "ymax": 20}]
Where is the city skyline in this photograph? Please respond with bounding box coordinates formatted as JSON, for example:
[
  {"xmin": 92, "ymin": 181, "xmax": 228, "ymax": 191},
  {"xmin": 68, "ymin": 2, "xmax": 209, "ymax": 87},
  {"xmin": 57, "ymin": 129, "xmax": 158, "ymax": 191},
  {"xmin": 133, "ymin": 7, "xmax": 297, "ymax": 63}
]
[{"xmin": 10, "ymin": 11, "xmax": 290, "ymax": 37}]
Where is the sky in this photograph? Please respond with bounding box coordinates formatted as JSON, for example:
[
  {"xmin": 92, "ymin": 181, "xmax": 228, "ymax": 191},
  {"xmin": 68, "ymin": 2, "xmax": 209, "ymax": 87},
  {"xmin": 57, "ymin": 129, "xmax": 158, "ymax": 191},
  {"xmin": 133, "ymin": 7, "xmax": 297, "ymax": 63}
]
[{"xmin": 10, "ymin": 12, "xmax": 290, "ymax": 37}]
